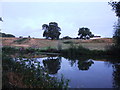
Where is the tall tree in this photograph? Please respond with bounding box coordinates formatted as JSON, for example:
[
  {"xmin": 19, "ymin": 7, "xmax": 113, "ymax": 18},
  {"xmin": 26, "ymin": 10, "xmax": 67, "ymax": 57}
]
[
  {"xmin": 109, "ymin": 1, "xmax": 120, "ymax": 46},
  {"xmin": 109, "ymin": 1, "xmax": 120, "ymax": 17},
  {"xmin": 109, "ymin": 2, "xmax": 120, "ymax": 88},
  {"xmin": 42, "ymin": 22, "xmax": 61, "ymax": 40},
  {"xmin": 78, "ymin": 27, "xmax": 94, "ymax": 40}
]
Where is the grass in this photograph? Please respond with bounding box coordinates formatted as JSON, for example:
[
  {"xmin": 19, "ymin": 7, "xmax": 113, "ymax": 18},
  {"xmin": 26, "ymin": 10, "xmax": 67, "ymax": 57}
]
[
  {"xmin": 61, "ymin": 39, "xmax": 113, "ymax": 50},
  {"xmin": 2, "ymin": 37, "xmax": 113, "ymax": 50},
  {"xmin": 14, "ymin": 38, "xmax": 29, "ymax": 44},
  {"xmin": 79, "ymin": 43, "xmax": 112, "ymax": 50}
]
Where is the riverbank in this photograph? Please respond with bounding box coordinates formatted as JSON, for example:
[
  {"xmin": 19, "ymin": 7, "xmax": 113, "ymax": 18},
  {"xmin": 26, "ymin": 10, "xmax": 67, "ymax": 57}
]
[
  {"xmin": 2, "ymin": 44, "xmax": 120, "ymax": 61},
  {"xmin": 2, "ymin": 45, "xmax": 120, "ymax": 88}
]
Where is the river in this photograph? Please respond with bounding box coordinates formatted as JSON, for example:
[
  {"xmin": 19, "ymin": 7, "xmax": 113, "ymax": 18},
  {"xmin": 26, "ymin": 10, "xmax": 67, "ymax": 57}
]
[{"xmin": 13, "ymin": 56, "xmax": 120, "ymax": 88}]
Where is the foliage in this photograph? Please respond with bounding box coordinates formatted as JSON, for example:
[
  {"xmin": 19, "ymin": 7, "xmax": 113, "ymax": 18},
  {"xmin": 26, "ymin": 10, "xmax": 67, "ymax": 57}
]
[
  {"xmin": 63, "ymin": 41, "xmax": 73, "ymax": 44},
  {"xmin": 42, "ymin": 22, "xmax": 61, "ymax": 40},
  {"xmin": 109, "ymin": 1, "xmax": 120, "ymax": 17},
  {"xmin": 0, "ymin": 32, "xmax": 15, "ymax": 37},
  {"xmin": 61, "ymin": 44, "xmax": 90, "ymax": 56},
  {"xmin": 78, "ymin": 27, "xmax": 94, "ymax": 40},
  {"xmin": 107, "ymin": 1, "xmax": 120, "ymax": 86},
  {"xmin": 61, "ymin": 44, "xmax": 107, "ymax": 59},
  {"xmin": 62, "ymin": 36, "xmax": 72, "ymax": 39},
  {"xmin": 109, "ymin": 1, "xmax": 120, "ymax": 52},
  {"xmin": 113, "ymin": 21, "xmax": 120, "ymax": 46},
  {"xmin": 105, "ymin": 44, "xmax": 120, "ymax": 57},
  {"xmin": 2, "ymin": 51, "xmax": 69, "ymax": 88},
  {"xmin": 0, "ymin": 17, "xmax": 3, "ymax": 22},
  {"xmin": 109, "ymin": 1, "xmax": 120, "ymax": 44},
  {"xmin": 78, "ymin": 60, "xmax": 94, "ymax": 70},
  {"xmin": 2, "ymin": 46, "xmax": 19, "ymax": 54},
  {"xmin": 40, "ymin": 48, "xmax": 60, "ymax": 53},
  {"xmin": 113, "ymin": 63, "xmax": 120, "ymax": 88},
  {"xmin": 2, "ymin": 46, "xmax": 40, "ymax": 55},
  {"xmin": 43, "ymin": 57, "xmax": 61, "ymax": 74}
]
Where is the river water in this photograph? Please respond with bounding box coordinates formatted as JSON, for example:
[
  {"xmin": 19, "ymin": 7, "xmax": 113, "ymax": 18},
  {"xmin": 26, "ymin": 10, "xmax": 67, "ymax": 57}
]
[{"xmin": 16, "ymin": 56, "xmax": 120, "ymax": 88}]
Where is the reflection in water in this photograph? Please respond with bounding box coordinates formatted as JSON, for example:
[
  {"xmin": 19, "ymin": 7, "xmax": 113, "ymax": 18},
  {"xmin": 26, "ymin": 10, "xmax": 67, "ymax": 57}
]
[
  {"xmin": 3, "ymin": 53, "xmax": 120, "ymax": 88},
  {"xmin": 77, "ymin": 59, "xmax": 94, "ymax": 70},
  {"xmin": 113, "ymin": 63, "xmax": 120, "ymax": 88},
  {"xmin": 13, "ymin": 56, "xmax": 120, "ymax": 88},
  {"xmin": 43, "ymin": 57, "xmax": 61, "ymax": 74}
]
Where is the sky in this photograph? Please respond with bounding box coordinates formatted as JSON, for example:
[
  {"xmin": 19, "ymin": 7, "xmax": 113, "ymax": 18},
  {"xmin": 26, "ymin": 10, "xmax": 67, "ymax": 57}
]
[{"xmin": 0, "ymin": 1, "xmax": 118, "ymax": 38}]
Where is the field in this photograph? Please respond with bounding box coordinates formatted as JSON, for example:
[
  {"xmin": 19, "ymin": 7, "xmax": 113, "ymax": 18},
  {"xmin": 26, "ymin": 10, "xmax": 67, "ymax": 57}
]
[{"xmin": 1, "ymin": 37, "xmax": 113, "ymax": 50}]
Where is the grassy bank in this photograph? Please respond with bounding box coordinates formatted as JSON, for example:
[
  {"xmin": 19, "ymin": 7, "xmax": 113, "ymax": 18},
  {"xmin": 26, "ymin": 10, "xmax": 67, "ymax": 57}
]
[
  {"xmin": 2, "ymin": 44, "xmax": 120, "ymax": 59},
  {"xmin": 2, "ymin": 45, "xmax": 120, "ymax": 88}
]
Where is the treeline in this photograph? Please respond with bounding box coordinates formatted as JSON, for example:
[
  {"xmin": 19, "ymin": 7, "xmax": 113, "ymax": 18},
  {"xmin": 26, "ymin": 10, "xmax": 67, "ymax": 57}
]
[
  {"xmin": 42, "ymin": 22, "xmax": 95, "ymax": 40},
  {"xmin": 0, "ymin": 32, "xmax": 15, "ymax": 37}
]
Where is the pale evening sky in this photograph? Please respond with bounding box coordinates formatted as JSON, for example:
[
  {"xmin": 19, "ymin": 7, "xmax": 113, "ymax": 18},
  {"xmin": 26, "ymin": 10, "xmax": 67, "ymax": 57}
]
[{"xmin": 0, "ymin": 1, "xmax": 118, "ymax": 38}]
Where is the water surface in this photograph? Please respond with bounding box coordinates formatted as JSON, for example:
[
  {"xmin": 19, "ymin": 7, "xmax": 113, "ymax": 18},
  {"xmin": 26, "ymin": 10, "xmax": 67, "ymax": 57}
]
[{"xmin": 17, "ymin": 56, "xmax": 119, "ymax": 88}]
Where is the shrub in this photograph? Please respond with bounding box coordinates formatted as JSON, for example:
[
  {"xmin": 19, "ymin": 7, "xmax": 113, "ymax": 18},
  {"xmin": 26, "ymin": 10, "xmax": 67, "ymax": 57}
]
[
  {"xmin": 63, "ymin": 41, "xmax": 73, "ymax": 44},
  {"xmin": 62, "ymin": 36, "xmax": 72, "ymax": 40},
  {"xmin": 2, "ymin": 54, "xmax": 69, "ymax": 88}
]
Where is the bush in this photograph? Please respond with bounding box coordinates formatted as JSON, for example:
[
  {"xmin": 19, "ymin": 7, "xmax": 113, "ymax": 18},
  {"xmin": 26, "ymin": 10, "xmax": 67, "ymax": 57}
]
[
  {"xmin": 2, "ymin": 54, "xmax": 69, "ymax": 88},
  {"xmin": 2, "ymin": 46, "xmax": 18, "ymax": 54},
  {"xmin": 0, "ymin": 32, "xmax": 15, "ymax": 37},
  {"xmin": 106, "ymin": 45, "xmax": 120, "ymax": 56},
  {"xmin": 63, "ymin": 41, "xmax": 73, "ymax": 44},
  {"xmin": 60, "ymin": 44, "xmax": 106, "ymax": 59},
  {"xmin": 62, "ymin": 36, "xmax": 72, "ymax": 40}
]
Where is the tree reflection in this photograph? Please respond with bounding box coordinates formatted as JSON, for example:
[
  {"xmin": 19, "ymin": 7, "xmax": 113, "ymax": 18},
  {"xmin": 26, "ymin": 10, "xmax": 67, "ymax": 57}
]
[
  {"xmin": 43, "ymin": 57, "xmax": 61, "ymax": 74},
  {"xmin": 78, "ymin": 59, "xmax": 94, "ymax": 70},
  {"xmin": 113, "ymin": 63, "xmax": 120, "ymax": 88}
]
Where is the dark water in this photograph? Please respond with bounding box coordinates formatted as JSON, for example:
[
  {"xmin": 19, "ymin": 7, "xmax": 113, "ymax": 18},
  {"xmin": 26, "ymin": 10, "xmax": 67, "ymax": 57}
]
[{"xmin": 16, "ymin": 56, "xmax": 120, "ymax": 88}]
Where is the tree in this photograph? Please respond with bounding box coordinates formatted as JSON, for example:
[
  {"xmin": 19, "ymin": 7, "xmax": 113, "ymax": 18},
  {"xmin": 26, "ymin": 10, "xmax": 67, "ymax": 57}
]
[
  {"xmin": 78, "ymin": 27, "xmax": 94, "ymax": 40},
  {"xmin": 0, "ymin": 17, "xmax": 3, "ymax": 22},
  {"xmin": 109, "ymin": 1, "xmax": 120, "ymax": 46},
  {"xmin": 0, "ymin": 32, "xmax": 15, "ymax": 37},
  {"xmin": 62, "ymin": 36, "xmax": 72, "ymax": 40},
  {"xmin": 109, "ymin": 1, "xmax": 120, "ymax": 88},
  {"xmin": 109, "ymin": 1, "xmax": 120, "ymax": 17},
  {"xmin": 42, "ymin": 22, "xmax": 61, "ymax": 40},
  {"xmin": 43, "ymin": 57, "xmax": 61, "ymax": 74},
  {"xmin": 78, "ymin": 60, "xmax": 94, "ymax": 70}
]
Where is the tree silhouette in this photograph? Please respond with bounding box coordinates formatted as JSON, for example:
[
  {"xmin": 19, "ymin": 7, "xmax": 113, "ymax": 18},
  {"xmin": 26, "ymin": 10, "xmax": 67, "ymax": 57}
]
[
  {"xmin": 0, "ymin": 32, "xmax": 15, "ymax": 37},
  {"xmin": 78, "ymin": 27, "xmax": 94, "ymax": 40},
  {"xmin": 77, "ymin": 59, "xmax": 94, "ymax": 70},
  {"xmin": 42, "ymin": 22, "xmax": 61, "ymax": 40},
  {"xmin": 0, "ymin": 17, "xmax": 3, "ymax": 22},
  {"xmin": 109, "ymin": 1, "xmax": 120, "ymax": 46},
  {"xmin": 109, "ymin": 1, "xmax": 120, "ymax": 17},
  {"xmin": 43, "ymin": 57, "xmax": 61, "ymax": 74},
  {"xmin": 112, "ymin": 63, "xmax": 120, "ymax": 88}
]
